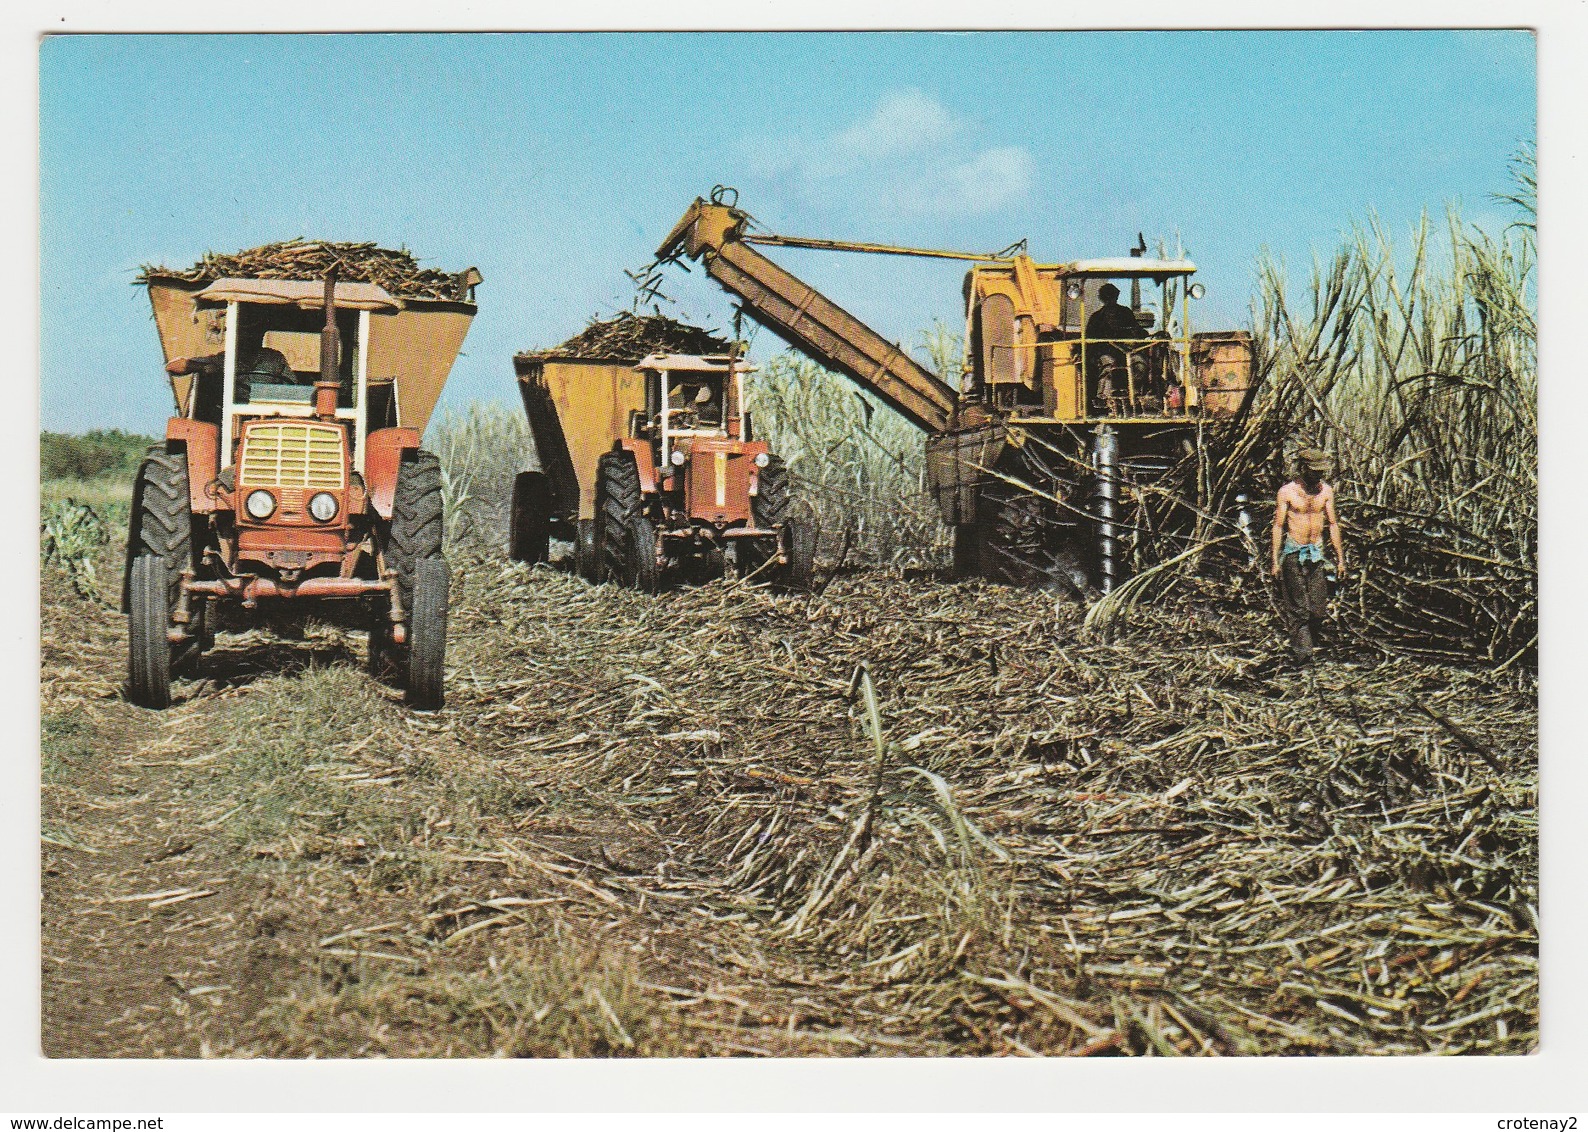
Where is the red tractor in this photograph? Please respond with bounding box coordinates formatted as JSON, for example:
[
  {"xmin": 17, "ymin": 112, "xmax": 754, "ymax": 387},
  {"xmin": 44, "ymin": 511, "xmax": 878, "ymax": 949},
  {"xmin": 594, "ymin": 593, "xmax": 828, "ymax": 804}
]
[
  {"xmin": 514, "ymin": 351, "xmax": 812, "ymax": 591},
  {"xmin": 128, "ymin": 261, "xmax": 479, "ymax": 709},
  {"xmin": 596, "ymin": 353, "xmax": 814, "ymax": 591}
]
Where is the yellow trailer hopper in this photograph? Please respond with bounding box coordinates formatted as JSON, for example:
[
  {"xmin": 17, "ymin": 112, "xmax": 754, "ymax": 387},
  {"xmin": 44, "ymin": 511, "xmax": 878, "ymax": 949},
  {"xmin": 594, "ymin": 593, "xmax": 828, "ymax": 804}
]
[
  {"xmin": 511, "ymin": 352, "xmax": 647, "ymax": 579},
  {"xmin": 145, "ymin": 274, "xmax": 477, "ymax": 439}
]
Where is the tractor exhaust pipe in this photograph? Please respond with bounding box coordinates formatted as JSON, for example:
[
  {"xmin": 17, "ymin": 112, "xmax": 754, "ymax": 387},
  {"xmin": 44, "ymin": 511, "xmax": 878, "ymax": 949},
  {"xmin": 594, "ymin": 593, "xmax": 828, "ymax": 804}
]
[
  {"xmin": 1092, "ymin": 425, "xmax": 1119, "ymax": 594},
  {"xmin": 315, "ymin": 267, "xmax": 340, "ymax": 418}
]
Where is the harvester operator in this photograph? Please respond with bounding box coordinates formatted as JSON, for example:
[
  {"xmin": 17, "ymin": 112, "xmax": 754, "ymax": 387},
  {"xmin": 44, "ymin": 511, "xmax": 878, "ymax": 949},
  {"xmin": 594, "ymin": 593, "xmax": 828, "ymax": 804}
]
[
  {"xmin": 1085, "ymin": 283, "xmax": 1147, "ymax": 413},
  {"xmin": 1270, "ymin": 447, "xmax": 1346, "ymax": 664}
]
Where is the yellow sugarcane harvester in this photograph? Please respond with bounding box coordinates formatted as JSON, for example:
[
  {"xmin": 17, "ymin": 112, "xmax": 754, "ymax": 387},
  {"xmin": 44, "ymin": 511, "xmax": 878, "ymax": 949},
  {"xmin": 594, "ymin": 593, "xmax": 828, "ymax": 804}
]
[{"xmin": 656, "ymin": 188, "xmax": 1255, "ymax": 593}]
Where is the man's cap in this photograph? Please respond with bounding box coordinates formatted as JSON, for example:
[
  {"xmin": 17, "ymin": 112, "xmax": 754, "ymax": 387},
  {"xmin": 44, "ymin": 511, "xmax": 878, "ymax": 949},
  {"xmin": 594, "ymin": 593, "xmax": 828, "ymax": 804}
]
[
  {"xmin": 1297, "ymin": 447, "xmax": 1332, "ymax": 473},
  {"xmin": 1098, "ymin": 282, "xmax": 1121, "ymax": 302},
  {"xmin": 695, "ymin": 385, "xmax": 713, "ymax": 403}
]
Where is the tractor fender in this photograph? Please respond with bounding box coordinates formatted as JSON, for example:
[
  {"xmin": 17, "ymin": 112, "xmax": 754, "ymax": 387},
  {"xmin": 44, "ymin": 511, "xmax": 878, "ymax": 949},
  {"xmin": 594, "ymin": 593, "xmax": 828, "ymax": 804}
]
[
  {"xmin": 164, "ymin": 418, "xmax": 220, "ymax": 513},
  {"xmin": 365, "ymin": 427, "xmax": 423, "ymax": 518},
  {"xmin": 617, "ymin": 438, "xmax": 660, "ymax": 496}
]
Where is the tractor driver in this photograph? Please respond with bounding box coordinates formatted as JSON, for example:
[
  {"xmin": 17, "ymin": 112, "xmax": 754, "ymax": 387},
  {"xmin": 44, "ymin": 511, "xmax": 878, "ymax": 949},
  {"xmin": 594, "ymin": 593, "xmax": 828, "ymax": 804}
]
[
  {"xmin": 668, "ymin": 379, "xmax": 723, "ymax": 428},
  {"xmin": 165, "ymin": 321, "xmax": 298, "ymax": 402},
  {"xmin": 1085, "ymin": 282, "xmax": 1148, "ymax": 413}
]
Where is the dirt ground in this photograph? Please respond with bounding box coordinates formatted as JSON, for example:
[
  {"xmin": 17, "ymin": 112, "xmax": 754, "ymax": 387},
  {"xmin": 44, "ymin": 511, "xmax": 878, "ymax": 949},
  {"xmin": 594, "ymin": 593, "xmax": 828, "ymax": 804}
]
[{"xmin": 40, "ymin": 537, "xmax": 1538, "ymax": 1058}]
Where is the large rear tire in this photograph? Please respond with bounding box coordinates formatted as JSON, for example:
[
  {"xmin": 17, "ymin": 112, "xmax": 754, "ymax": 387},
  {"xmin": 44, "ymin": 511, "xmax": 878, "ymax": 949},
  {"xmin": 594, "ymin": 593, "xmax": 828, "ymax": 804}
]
[
  {"xmin": 508, "ymin": 470, "xmax": 551, "ymax": 564},
  {"xmin": 388, "ymin": 451, "xmax": 444, "ymax": 614},
  {"xmin": 406, "ymin": 557, "xmax": 449, "ymax": 710},
  {"xmin": 596, "ymin": 451, "xmax": 659, "ymax": 592}
]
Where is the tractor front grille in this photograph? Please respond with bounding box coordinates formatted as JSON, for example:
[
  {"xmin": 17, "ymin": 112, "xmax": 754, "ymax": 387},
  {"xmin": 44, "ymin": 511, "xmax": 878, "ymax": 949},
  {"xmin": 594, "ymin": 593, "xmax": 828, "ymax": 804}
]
[{"xmin": 239, "ymin": 422, "xmax": 346, "ymax": 489}]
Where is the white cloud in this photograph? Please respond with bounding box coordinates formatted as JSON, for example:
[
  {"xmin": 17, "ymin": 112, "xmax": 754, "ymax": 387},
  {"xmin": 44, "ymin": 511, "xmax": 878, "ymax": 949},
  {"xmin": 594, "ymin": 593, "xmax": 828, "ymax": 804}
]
[
  {"xmin": 926, "ymin": 145, "xmax": 1035, "ymax": 215},
  {"xmin": 749, "ymin": 89, "xmax": 1034, "ymax": 218},
  {"xmin": 830, "ymin": 89, "xmax": 959, "ymax": 163}
]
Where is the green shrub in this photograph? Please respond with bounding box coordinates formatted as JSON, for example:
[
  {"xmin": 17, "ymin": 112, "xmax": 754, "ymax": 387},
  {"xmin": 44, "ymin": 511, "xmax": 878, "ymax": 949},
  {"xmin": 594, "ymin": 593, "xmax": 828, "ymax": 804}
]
[{"xmin": 41, "ymin": 429, "xmax": 156, "ymax": 482}]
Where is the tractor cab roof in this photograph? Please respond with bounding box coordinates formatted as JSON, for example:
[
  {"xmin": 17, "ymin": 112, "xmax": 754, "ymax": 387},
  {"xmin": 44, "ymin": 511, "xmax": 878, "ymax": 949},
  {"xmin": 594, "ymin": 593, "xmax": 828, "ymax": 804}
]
[
  {"xmin": 195, "ymin": 277, "xmax": 403, "ymax": 313},
  {"xmin": 637, "ymin": 352, "xmax": 757, "ymax": 374},
  {"xmin": 1051, "ymin": 258, "xmax": 1197, "ymax": 280}
]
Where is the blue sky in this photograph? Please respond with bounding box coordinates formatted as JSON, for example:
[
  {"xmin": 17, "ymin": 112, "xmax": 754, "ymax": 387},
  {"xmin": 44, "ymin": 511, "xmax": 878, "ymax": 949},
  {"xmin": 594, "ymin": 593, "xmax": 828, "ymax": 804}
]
[{"xmin": 39, "ymin": 30, "xmax": 1535, "ymax": 434}]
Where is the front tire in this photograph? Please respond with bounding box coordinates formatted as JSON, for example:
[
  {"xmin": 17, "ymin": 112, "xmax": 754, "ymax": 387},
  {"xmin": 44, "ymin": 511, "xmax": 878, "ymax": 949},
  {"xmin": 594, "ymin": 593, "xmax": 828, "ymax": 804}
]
[
  {"xmin": 128, "ymin": 555, "xmax": 173, "ymax": 708},
  {"xmin": 597, "ymin": 451, "xmax": 659, "ymax": 592},
  {"xmin": 406, "ymin": 557, "xmax": 449, "ymax": 710},
  {"xmin": 124, "ymin": 448, "xmax": 192, "ymax": 611},
  {"xmin": 125, "ymin": 449, "xmax": 193, "ymax": 705},
  {"xmin": 573, "ymin": 518, "xmax": 600, "ymax": 583},
  {"xmin": 388, "ymin": 451, "xmax": 444, "ymax": 615}
]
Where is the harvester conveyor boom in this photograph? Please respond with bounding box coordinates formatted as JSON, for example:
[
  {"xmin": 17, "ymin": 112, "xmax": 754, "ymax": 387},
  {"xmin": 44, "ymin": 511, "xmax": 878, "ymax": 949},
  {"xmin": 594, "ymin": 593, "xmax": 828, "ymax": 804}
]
[{"xmin": 657, "ymin": 200, "xmax": 958, "ymax": 435}]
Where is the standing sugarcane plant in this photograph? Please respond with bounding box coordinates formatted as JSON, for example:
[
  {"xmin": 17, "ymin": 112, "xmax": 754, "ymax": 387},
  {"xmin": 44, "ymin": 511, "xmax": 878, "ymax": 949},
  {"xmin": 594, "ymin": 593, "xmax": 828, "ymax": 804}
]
[{"xmin": 1198, "ymin": 146, "xmax": 1536, "ymax": 666}]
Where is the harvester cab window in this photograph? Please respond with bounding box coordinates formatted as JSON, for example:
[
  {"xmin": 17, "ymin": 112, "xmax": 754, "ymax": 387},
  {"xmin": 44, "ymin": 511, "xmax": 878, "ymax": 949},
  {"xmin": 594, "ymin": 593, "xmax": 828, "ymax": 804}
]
[{"xmin": 1074, "ymin": 273, "xmax": 1194, "ymax": 418}]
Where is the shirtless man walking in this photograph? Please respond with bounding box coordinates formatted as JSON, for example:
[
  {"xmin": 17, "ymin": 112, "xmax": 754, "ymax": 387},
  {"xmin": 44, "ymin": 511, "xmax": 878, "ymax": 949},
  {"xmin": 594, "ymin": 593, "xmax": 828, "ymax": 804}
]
[{"xmin": 1271, "ymin": 447, "xmax": 1346, "ymax": 663}]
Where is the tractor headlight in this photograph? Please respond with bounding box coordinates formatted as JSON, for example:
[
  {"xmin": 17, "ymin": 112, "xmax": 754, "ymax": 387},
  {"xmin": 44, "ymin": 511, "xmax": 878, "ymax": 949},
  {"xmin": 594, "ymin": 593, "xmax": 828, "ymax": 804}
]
[
  {"xmin": 1064, "ymin": 281, "xmax": 1084, "ymax": 300},
  {"xmin": 670, "ymin": 449, "xmax": 687, "ymax": 467},
  {"xmin": 754, "ymin": 452, "xmax": 771, "ymax": 468},
  {"xmin": 1188, "ymin": 282, "xmax": 1206, "ymax": 300},
  {"xmin": 245, "ymin": 490, "xmax": 276, "ymax": 520},
  {"xmin": 309, "ymin": 492, "xmax": 339, "ymax": 522}
]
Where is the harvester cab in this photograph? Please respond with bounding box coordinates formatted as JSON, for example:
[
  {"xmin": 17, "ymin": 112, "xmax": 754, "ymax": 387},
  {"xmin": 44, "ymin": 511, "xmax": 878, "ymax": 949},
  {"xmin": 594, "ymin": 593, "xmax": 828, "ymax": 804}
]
[
  {"xmin": 130, "ymin": 257, "xmax": 479, "ymax": 711},
  {"xmin": 593, "ymin": 353, "xmax": 815, "ymax": 592},
  {"xmin": 958, "ymin": 256, "xmax": 1242, "ymax": 423}
]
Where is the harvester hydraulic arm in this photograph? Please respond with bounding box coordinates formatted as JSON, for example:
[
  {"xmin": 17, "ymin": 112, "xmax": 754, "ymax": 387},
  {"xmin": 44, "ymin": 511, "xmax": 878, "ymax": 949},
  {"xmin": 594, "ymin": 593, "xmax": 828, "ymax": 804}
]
[{"xmin": 656, "ymin": 199, "xmax": 959, "ymax": 435}]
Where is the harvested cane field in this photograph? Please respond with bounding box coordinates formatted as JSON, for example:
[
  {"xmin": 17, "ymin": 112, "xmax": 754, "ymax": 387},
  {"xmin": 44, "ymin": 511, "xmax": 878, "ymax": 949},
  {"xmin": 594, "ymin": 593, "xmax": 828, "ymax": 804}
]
[{"xmin": 40, "ymin": 502, "xmax": 1537, "ymax": 1057}]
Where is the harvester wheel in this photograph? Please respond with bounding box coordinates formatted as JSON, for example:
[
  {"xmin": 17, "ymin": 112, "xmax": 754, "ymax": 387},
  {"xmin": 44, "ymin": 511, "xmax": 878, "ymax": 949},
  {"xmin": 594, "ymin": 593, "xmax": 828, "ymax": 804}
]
[
  {"xmin": 127, "ymin": 555, "xmax": 174, "ymax": 709},
  {"xmin": 976, "ymin": 482, "xmax": 1093, "ymax": 598},
  {"xmin": 509, "ymin": 471, "xmax": 551, "ymax": 564},
  {"xmin": 597, "ymin": 451, "xmax": 658, "ymax": 592},
  {"xmin": 406, "ymin": 556, "xmax": 449, "ymax": 711},
  {"xmin": 389, "ymin": 451, "xmax": 444, "ymax": 614},
  {"xmin": 975, "ymin": 482, "xmax": 1047, "ymax": 587}
]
